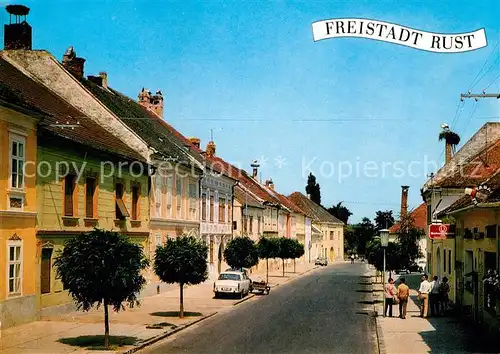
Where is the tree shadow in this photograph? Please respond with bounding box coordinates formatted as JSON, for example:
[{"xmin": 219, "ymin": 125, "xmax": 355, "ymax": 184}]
[
  {"xmin": 58, "ymin": 335, "xmax": 138, "ymax": 350},
  {"xmin": 357, "ymin": 300, "xmax": 382, "ymax": 305},
  {"xmin": 355, "ymin": 289, "xmax": 373, "ymax": 293},
  {"xmin": 146, "ymin": 322, "xmax": 178, "ymax": 329},
  {"xmin": 150, "ymin": 311, "xmax": 202, "ymax": 317}
]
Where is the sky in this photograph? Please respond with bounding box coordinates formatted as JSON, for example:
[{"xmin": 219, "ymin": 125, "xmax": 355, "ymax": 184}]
[{"xmin": 2, "ymin": 0, "xmax": 499, "ymax": 223}]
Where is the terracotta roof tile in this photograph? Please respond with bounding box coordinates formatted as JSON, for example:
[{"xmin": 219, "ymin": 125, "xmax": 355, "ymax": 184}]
[
  {"xmin": 0, "ymin": 58, "xmax": 145, "ymax": 161},
  {"xmin": 234, "ymin": 185, "xmax": 264, "ymax": 208},
  {"xmin": 288, "ymin": 192, "xmax": 343, "ymax": 224},
  {"xmin": 389, "ymin": 203, "xmax": 427, "ymax": 233}
]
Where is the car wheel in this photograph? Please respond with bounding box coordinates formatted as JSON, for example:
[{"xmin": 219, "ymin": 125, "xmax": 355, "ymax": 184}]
[
  {"xmin": 239, "ymin": 292, "xmax": 244, "ymax": 299},
  {"xmin": 214, "ymin": 292, "xmax": 219, "ymax": 299}
]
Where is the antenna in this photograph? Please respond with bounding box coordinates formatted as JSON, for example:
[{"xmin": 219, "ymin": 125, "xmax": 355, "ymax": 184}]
[{"xmin": 210, "ymin": 129, "xmax": 214, "ymax": 142}]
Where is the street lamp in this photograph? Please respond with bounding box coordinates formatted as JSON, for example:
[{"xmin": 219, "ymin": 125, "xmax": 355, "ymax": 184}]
[{"xmin": 380, "ymin": 229, "xmax": 389, "ymax": 317}]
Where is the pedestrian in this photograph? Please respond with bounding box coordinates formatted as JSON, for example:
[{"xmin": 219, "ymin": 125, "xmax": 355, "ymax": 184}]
[
  {"xmin": 350, "ymin": 254, "xmax": 355, "ymax": 264},
  {"xmin": 417, "ymin": 274, "xmax": 432, "ymax": 318},
  {"xmin": 439, "ymin": 277, "xmax": 451, "ymax": 315},
  {"xmin": 385, "ymin": 278, "xmax": 396, "ymax": 317},
  {"xmin": 397, "ymin": 277, "xmax": 410, "ymax": 319},
  {"xmin": 429, "ymin": 276, "xmax": 440, "ymax": 316}
]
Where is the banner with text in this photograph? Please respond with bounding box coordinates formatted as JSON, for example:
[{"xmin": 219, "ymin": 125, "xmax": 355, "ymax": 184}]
[{"xmin": 312, "ymin": 18, "xmax": 487, "ymax": 53}]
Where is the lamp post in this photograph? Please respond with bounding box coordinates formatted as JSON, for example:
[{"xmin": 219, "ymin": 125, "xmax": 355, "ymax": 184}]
[{"xmin": 380, "ymin": 229, "xmax": 389, "ymax": 317}]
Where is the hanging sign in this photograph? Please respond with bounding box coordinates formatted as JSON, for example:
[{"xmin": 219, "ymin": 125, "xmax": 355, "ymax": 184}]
[
  {"xmin": 311, "ymin": 18, "xmax": 487, "ymax": 53},
  {"xmin": 429, "ymin": 224, "xmax": 454, "ymax": 240}
]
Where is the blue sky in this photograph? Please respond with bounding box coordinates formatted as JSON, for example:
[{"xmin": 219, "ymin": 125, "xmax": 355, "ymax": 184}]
[{"xmin": 3, "ymin": 0, "xmax": 499, "ymax": 223}]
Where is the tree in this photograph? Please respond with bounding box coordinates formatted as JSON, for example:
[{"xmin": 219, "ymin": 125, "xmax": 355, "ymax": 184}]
[
  {"xmin": 291, "ymin": 239, "xmax": 305, "ymax": 273},
  {"xmin": 257, "ymin": 237, "xmax": 279, "ymax": 283},
  {"xmin": 374, "ymin": 210, "xmax": 395, "ymax": 231},
  {"xmin": 154, "ymin": 236, "xmax": 208, "ymax": 318},
  {"xmin": 305, "ymin": 173, "xmax": 321, "ymax": 205},
  {"xmin": 54, "ymin": 229, "xmax": 149, "ymax": 349},
  {"xmin": 344, "ymin": 225, "xmax": 357, "ymax": 255},
  {"xmin": 327, "ymin": 202, "xmax": 352, "ymax": 224},
  {"xmin": 366, "ymin": 238, "xmax": 401, "ymax": 274},
  {"xmin": 396, "ymin": 213, "xmax": 423, "ymax": 268},
  {"xmin": 276, "ymin": 237, "xmax": 296, "ymax": 276},
  {"xmin": 353, "ymin": 217, "xmax": 376, "ymax": 257},
  {"xmin": 223, "ymin": 237, "xmax": 259, "ymax": 270}
]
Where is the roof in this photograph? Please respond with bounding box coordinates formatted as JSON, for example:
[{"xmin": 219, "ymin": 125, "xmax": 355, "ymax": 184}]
[
  {"xmin": 389, "ymin": 203, "xmax": 427, "ymax": 233},
  {"xmin": 288, "ymin": 192, "xmax": 343, "ymax": 224},
  {"xmin": 80, "ymin": 78, "xmax": 200, "ymax": 167},
  {"xmin": 0, "ymin": 58, "xmax": 145, "ymax": 161},
  {"xmin": 444, "ymin": 171, "xmax": 500, "ymax": 214},
  {"xmin": 234, "ymin": 185, "xmax": 264, "ymax": 209}
]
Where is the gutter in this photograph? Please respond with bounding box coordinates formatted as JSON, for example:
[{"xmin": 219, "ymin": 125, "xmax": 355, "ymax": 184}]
[{"xmin": 447, "ymin": 201, "xmax": 500, "ymax": 215}]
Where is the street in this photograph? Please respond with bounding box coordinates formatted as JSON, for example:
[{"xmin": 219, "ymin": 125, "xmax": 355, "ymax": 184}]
[{"xmin": 141, "ymin": 262, "xmax": 377, "ymax": 354}]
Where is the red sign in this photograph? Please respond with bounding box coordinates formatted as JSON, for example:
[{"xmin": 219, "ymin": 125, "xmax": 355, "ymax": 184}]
[{"xmin": 428, "ymin": 224, "xmax": 454, "ymax": 240}]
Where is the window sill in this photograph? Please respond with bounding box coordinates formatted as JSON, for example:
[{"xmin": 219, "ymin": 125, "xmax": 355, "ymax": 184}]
[
  {"xmin": 7, "ymin": 189, "xmax": 26, "ymax": 196},
  {"xmin": 114, "ymin": 219, "xmax": 127, "ymax": 227},
  {"xmin": 84, "ymin": 218, "xmax": 99, "ymax": 227},
  {"xmin": 62, "ymin": 216, "xmax": 79, "ymax": 226},
  {"xmin": 8, "ymin": 293, "xmax": 22, "ymax": 298},
  {"xmin": 131, "ymin": 220, "xmax": 142, "ymax": 227}
]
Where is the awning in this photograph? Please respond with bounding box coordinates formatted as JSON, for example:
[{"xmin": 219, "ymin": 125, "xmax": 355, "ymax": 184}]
[
  {"xmin": 433, "ymin": 195, "xmax": 461, "ymax": 218},
  {"xmin": 311, "ymin": 225, "xmax": 322, "ymax": 235}
]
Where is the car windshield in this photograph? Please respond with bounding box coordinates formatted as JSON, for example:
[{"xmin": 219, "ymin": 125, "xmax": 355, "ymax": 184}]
[{"xmin": 218, "ymin": 273, "xmax": 241, "ymax": 281}]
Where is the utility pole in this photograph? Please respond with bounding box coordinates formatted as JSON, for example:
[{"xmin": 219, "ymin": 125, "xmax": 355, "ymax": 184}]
[{"xmin": 460, "ymin": 92, "xmax": 500, "ymax": 100}]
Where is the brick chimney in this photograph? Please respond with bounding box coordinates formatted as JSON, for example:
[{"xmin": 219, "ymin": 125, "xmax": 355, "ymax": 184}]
[
  {"xmin": 62, "ymin": 46, "xmax": 85, "ymax": 79},
  {"xmin": 265, "ymin": 178, "xmax": 274, "ymax": 190},
  {"xmin": 4, "ymin": 5, "xmax": 32, "ymax": 50},
  {"xmin": 99, "ymin": 72, "xmax": 108, "ymax": 89},
  {"xmin": 250, "ymin": 160, "xmax": 260, "ymax": 178},
  {"xmin": 206, "ymin": 141, "xmax": 216, "ymax": 158},
  {"xmin": 138, "ymin": 88, "xmax": 163, "ymax": 118},
  {"xmin": 189, "ymin": 137, "xmax": 201, "ymax": 149},
  {"xmin": 401, "ymin": 185, "xmax": 409, "ymax": 217}
]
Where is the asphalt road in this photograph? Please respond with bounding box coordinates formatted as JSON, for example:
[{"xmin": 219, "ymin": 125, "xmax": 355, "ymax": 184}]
[{"xmin": 141, "ymin": 262, "xmax": 377, "ymax": 354}]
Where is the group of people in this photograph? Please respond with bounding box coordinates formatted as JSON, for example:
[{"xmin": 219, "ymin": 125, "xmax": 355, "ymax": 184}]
[
  {"xmin": 384, "ymin": 274, "xmax": 451, "ymax": 319},
  {"xmin": 417, "ymin": 274, "xmax": 450, "ymax": 318}
]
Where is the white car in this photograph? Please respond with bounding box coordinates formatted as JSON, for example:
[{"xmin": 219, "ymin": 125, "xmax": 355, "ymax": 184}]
[{"xmin": 214, "ymin": 271, "xmax": 251, "ymax": 299}]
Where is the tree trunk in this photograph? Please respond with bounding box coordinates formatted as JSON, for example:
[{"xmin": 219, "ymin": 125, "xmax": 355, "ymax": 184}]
[
  {"xmin": 266, "ymin": 258, "xmax": 269, "ymax": 284},
  {"xmin": 294, "ymin": 259, "xmax": 296, "ymax": 273},
  {"xmin": 104, "ymin": 299, "xmax": 110, "ymax": 349},
  {"xmin": 180, "ymin": 283, "xmax": 184, "ymax": 318},
  {"xmin": 282, "ymin": 259, "xmax": 285, "ymax": 277}
]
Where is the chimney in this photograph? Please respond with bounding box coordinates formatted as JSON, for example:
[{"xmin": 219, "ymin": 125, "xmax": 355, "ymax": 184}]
[
  {"xmin": 206, "ymin": 141, "xmax": 216, "ymax": 158},
  {"xmin": 265, "ymin": 178, "xmax": 274, "ymax": 190},
  {"xmin": 4, "ymin": 5, "xmax": 32, "ymax": 50},
  {"xmin": 401, "ymin": 185, "xmax": 409, "ymax": 217},
  {"xmin": 250, "ymin": 160, "xmax": 260, "ymax": 178},
  {"xmin": 62, "ymin": 46, "xmax": 86, "ymax": 79},
  {"xmin": 99, "ymin": 72, "xmax": 108, "ymax": 89},
  {"xmin": 445, "ymin": 143, "xmax": 452, "ymax": 164},
  {"xmin": 87, "ymin": 75, "xmax": 103, "ymax": 86},
  {"xmin": 188, "ymin": 137, "xmax": 201, "ymax": 149},
  {"xmin": 138, "ymin": 88, "xmax": 163, "ymax": 118}
]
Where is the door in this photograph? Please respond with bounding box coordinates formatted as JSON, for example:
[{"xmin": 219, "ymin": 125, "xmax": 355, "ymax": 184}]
[
  {"xmin": 41, "ymin": 248, "xmax": 53, "ymax": 294},
  {"xmin": 329, "ymin": 247, "xmax": 334, "ymax": 261}
]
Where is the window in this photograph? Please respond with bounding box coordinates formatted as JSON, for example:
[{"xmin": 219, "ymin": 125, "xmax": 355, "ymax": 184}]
[
  {"xmin": 330, "ymin": 231, "xmax": 334, "ymax": 240},
  {"xmin": 189, "ymin": 183, "xmax": 197, "ymax": 219},
  {"xmin": 176, "ymin": 177, "xmax": 182, "ymax": 210},
  {"xmin": 219, "ymin": 198, "xmax": 225, "ymax": 222},
  {"xmin": 166, "ymin": 176, "xmax": 173, "ymax": 216},
  {"xmin": 41, "ymin": 248, "xmax": 52, "ymax": 294},
  {"xmin": 10, "ymin": 135, "xmax": 25, "ymax": 190},
  {"xmin": 214, "ymin": 191, "xmax": 219, "ymax": 222},
  {"xmin": 257, "ymin": 217, "xmax": 261, "ymax": 235},
  {"xmin": 155, "ymin": 176, "xmax": 162, "ymax": 217},
  {"xmin": 448, "ymin": 249, "xmax": 452, "ymax": 274},
  {"xmin": 426, "ymin": 203, "xmax": 432, "ymax": 225},
  {"xmin": 132, "ymin": 184, "xmax": 140, "ymax": 220},
  {"xmin": 155, "ymin": 233, "xmax": 162, "ymax": 247},
  {"xmin": 202, "ymin": 192, "xmax": 207, "ymax": 221},
  {"xmin": 64, "ymin": 174, "xmax": 76, "ymax": 217},
  {"xmin": 249, "ymin": 216, "xmax": 253, "ymax": 233},
  {"xmin": 242, "ymin": 214, "xmax": 248, "ymax": 234},
  {"xmin": 209, "ymin": 237, "xmax": 214, "ymax": 264},
  {"xmin": 444, "ymin": 250, "xmax": 447, "ymax": 273},
  {"xmin": 210, "ymin": 195, "xmax": 214, "ymax": 222},
  {"xmin": 115, "ymin": 182, "xmax": 129, "ymax": 220},
  {"xmin": 8, "ymin": 242, "xmax": 22, "ymax": 295},
  {"xmin": 228, "ymin": 201, "xmax": 231, "ymax": 224},
  {"xmin": 85, "ymin": 178, "xmax": 96, "ymax": 218}
]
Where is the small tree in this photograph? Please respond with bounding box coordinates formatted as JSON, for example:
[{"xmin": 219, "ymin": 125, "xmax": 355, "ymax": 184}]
[
  {"xmin": 257, "ymin": 237, "xmax": 279, "ymax": 283},
  {"xmin": 54, "ymin": 229, "xmax": 149, "ymax": 349},
  {"xmin": 292, "ymin": 240, "xmax": 305, "ymax": 273},
  {"xmin": 223, "ymin": 237, "xmax": 259, "ymax": 270},
  {"xmin": 277, "ymin": 237, "xmax": 296, "ymax": 276},
  {"xmin": 154, "ymin": 236, "xmax": 208, "ymax": 318}
]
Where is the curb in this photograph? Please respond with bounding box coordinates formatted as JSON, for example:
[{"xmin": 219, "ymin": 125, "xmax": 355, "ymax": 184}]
[
  {"xmin": 233, "ymin": 293, "xmax": 256, "ymax": 306},
  {"xmin": 119, "ymin": 312, "xmax": 218, "ymax": 354},
  {"xmin": 371, "ymin": 272, "xmax": 385, "ymax": 354}
]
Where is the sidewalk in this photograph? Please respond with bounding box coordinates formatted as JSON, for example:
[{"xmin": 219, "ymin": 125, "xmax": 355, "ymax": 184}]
[
  {"xmin": 373, "ymin": 275, "xmax": 469, "ymax": 354},
  {"xmin": 0, "ymin": 261, "xmax": 317, "ymax": 354}
]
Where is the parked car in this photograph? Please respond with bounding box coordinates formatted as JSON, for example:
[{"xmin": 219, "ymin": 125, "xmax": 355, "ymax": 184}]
[
  {"xmin": 214, "ymin": 271, "xmax": 251, "ymax": 299},
  {"xmin": 315, "ymin": 257, "xmax": 328, "ymax": 266}
]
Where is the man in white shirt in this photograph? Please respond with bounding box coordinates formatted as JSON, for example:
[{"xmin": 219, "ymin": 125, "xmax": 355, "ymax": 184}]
[{"xmin": 418, "ymin": 274, "xmax": 432, "ymax": 318}]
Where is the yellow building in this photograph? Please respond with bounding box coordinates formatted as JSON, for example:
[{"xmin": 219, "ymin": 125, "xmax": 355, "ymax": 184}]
[
  {"xmin": 0, "ymin": 99, "xmax": 39, "ymax": 328},
  {"xmin": 0, "ymin": 55, "xmax": 151, "ymax": 321}
]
